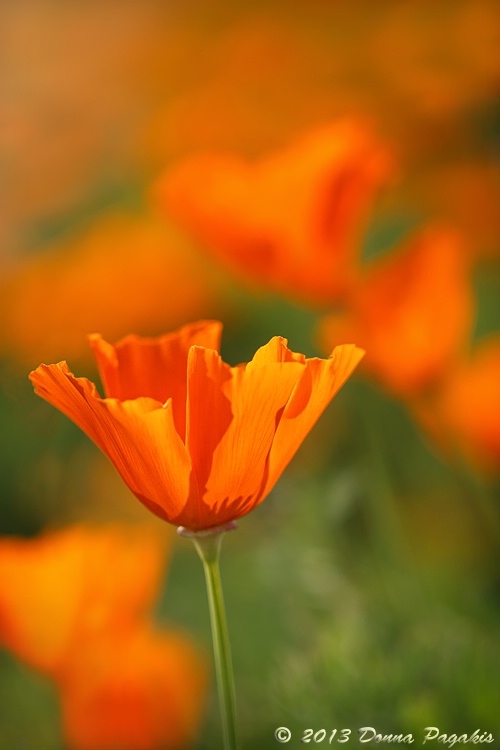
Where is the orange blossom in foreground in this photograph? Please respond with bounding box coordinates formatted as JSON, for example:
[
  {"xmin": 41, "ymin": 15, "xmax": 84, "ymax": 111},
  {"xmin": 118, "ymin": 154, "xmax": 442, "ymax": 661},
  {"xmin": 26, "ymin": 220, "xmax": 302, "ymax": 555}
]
[{"xmin": 30, "ymin": 320, "xmax": 364, "ymax": 531}]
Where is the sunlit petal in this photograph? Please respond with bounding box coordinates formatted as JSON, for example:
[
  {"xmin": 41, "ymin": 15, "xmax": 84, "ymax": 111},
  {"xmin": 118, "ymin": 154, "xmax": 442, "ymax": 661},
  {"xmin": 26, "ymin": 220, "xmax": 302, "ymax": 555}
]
[
  {"xmin": 263, "ymin": 344, "xmax": 365, "ymax": 497},
  {"xmin": 29, "ymin": 363, "xmax": 195, "ymax": 524}
]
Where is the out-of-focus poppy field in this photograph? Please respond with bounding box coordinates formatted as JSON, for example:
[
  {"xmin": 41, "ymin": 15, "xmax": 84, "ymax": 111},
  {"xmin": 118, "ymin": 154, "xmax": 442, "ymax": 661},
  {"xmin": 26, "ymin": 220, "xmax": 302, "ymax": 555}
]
[{"xmin": 1, "ymin": 1, "xmax": 500, "ymax": 748}]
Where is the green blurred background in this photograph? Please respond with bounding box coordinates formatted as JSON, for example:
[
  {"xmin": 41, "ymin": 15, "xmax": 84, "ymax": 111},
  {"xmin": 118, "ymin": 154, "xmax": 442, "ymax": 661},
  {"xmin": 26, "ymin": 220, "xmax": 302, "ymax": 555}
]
[{"xmin": 1, "ymin": 1, "xmax": 499, "ymax": 748}]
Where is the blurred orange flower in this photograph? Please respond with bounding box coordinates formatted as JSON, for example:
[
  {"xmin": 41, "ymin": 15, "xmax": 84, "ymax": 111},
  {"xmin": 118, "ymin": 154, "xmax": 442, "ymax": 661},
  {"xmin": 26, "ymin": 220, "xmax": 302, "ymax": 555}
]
[
  {"xmin": 30, "ymin": 320, "xmax": 364, "ymax": 531},
  {"xmin": 59, "ymin": 627, "xmax": 207, "ymax": 750},
  {"xmin": 317, "ymin": 226, "xmax": 474, "ymax": 400},
  {"xmin": 414, "ymin": 161, "xmax": 500, "ymax": 260},
  {"xmin": 414, "ymin": 336, "xmax": 500, "ymax": 475},
  {"xmin": 156, "ymin": 120, "xmax": 393, "ymax": 306},
  {"xmin": 0, "ymin": 524, "xmax": 167, "ymax": 676},
  {"xmin": 0, "ymin": 524, "xmax": 207, "ymax": 750},
  {"xmin": 0, "ymin": 212, "xmax": 219, "ymax": 367}
]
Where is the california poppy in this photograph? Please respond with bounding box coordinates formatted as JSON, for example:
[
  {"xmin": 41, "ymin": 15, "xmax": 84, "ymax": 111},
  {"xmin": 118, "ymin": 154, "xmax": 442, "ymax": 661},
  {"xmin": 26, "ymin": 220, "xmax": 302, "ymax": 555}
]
[
  {"xmin": 0, "ymin": 524, "xmax": 207, "ymax": 750},
  {"xmin": 0, "ymin": 524, "xmax": 167, "ymax": 676},
  {"xmin": 317, "ymin": 226, "xmax": 474, "ymax": 400},
  {"xmin": 1, "ymin": 213, "xmax": 219, "ymax": 367},
  {"xmin": 30, "ymin": 320, "xmax": 364, "ymax": 531},
  {"xmin": 59, "ymin": 626, "xmax": 207, "ymax": 750},
  {"xmin": 413, "ymin": 336, "xmax": 500, "ymax": 475},
  {"xmin": 156, "ymin": 121, "xmax": 392, "ymax": 306}
]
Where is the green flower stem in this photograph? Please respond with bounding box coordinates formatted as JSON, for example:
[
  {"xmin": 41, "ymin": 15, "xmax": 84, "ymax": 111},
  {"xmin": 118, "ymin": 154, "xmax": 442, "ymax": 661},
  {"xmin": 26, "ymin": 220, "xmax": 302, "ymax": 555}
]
[{"xmin": 178, "ymin": 523, "xmax": 240, "ymax": 750}]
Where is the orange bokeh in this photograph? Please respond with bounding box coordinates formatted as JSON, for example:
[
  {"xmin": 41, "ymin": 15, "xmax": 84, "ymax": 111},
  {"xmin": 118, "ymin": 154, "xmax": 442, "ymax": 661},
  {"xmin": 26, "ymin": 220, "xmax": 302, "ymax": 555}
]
[
  {"xmin": 0, "ymin": 524, "xmax": 168, "ymax": 676},
  {"xmin": 414, "ymin": 336, "xmax": 500, "ymax": 475},
  {"xmin": 317, "ymin": 226, "xmax": 474, "ymax": 400},
  {"xmin": 3, "ymin": 1, "xmax": 499, "ymax": 266},
  {"xmin": 0, "ymin": 524, "xmax": 207, "ymax": 750},
  {"xmin": 408, "ymin": 160, "xmax": 500, "ymax": 261},
  {"xmin": 0, "ymin": 212, "xmax": 219, "ymax": 368},
  {"xmin": 59, "ymin": 626, "xmax": 207, "ymax": 750},
  {"xmin": 157, "ymin": 120, "xmax": 393, "ymax": 306}
]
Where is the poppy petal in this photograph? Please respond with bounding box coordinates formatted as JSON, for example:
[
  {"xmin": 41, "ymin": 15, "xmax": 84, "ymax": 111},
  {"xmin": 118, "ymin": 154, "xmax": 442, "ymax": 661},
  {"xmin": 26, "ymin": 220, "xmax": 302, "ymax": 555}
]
[
  {"xmin": 89, "ymin": 320, "xmax": 222, "ymax": 440},
  {"xmin": 159, "ymin": 121, "xmax": 393, "ymax": 305},
  {"xmin": 185, "ymin": 341, "xmax": 304, "ymax": 529},
  {"xmin": 59, "ymin": 626, "xmax": 207, "ymax": 750},
  {"xmin": 318, "ymin": 227, "xmax": 473, "ymax": 398},
  {"xmin": 263, "ymin": 344, "xmax": 365, "ymax": 497},
  {"xmin": 250, "ymin": 335, "xmax": 305, "ymax": 365},
  {"xmin": 0, "ymin": 525, "xmax": 168, "ymax": 676},
  {"xmin": 29, "ymin": 364, "xmax": 195, "ymax": 524}
]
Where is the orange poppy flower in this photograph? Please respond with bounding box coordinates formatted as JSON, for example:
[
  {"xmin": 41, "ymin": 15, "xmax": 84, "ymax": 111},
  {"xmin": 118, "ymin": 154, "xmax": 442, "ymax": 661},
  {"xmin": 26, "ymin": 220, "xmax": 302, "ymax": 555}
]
[
  {"xmin": 30, "ymin": 320, "xmax": 364, "ymax": 531},
  {"xmin": 0, "ymin": 524, "xmax": 167, "ymax": 676},
  {"xmin": 0, "ymin": 524, "xmax": 207, "ymax": 750},
  {"xmin": 156, "ymin": 120, "xmax": 393, "ymax": 306},
  {"xmin": 0, "ymin": 212, "xmax": 219, "ymax": 368},
  {"xmin": 59, "ymin": 626, "xmax": 207, "ymax": 750},
  {"xmin": 414, "ymin": 336, "xmax": 500, "ymax": 475},
  {"xmin": 317, "ymin": 226, "xmax": 474, "ymax": 400}
]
